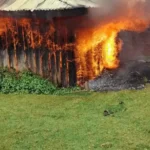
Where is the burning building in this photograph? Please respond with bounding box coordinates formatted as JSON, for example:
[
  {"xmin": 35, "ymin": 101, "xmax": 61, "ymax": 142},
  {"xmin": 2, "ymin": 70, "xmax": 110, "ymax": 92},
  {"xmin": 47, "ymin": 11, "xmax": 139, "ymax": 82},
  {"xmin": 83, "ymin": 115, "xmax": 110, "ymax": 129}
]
[
  {"xmin": 0, "ymin": 0, "xmax": 98, "ymax": 87},
  {"xmin": 0, "ymin": 0, "xmax": 150, "ymax": 89}
]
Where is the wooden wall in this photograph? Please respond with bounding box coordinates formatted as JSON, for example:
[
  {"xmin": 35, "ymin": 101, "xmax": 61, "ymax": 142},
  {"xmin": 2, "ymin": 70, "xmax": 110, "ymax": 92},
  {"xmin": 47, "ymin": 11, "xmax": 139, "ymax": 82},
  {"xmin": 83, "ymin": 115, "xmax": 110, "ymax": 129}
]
[{"xmin": 0, "ymin": 17, "xmax": 77, "ymax": 87}]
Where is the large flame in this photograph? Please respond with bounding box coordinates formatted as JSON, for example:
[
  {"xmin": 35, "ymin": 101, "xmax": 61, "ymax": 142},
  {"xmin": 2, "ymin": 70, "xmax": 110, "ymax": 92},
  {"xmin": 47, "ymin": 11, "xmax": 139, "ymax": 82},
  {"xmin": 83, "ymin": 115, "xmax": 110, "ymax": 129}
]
[
  {"xmin": 76, "ymin": 17, "xmax": 149, "ymax": 84},
  {"xmin": 0, "ymin": 14, "xmax": 149, "ymax": 86}
]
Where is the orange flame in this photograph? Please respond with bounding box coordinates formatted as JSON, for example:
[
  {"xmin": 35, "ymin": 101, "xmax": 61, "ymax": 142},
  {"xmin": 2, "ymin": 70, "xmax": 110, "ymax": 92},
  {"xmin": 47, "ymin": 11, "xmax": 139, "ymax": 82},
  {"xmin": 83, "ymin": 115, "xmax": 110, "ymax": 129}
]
[
  {"xmin": 0, "ymin": 16, "xmax": 149, "ymax": 86},
  {"xmin": 102, "ymin": 31, "xmax": 119, "ymax": 69},
  {"xmin": 76, "ymin": 17, "xmax": 150, "ymax": 84}
]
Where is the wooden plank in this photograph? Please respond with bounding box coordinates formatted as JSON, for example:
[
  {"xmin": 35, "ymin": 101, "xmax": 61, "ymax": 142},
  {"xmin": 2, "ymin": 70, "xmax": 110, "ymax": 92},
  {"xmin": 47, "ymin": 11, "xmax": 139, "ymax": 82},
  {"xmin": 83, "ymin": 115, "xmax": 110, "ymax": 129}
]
[
  {"xmin": 51, "ymin": 53, "xmax": 57, "ymax": 84},
  {"xmin": 48, "ymin": 50, "xmax": 52, "ymax": 81},
  {"xmin": 0, "ymin": 36, "xmax": 4, "ymax": 67},
  {"xmin": 56, "ymin": 50, "xmax": 61, "ymax": 86},
  {"xmin": 7, "ymin": 28, "xmax": 14, "ymax": 69},
  {"xmin": 61, "ymin": 50, "xmax": 68, "ymax": 87},
  {"xmin": 35, "ymin": 48, "xmax": 40, "ymax": 75},
  {"xmin": 42, "ymin": 48, "xmax": 49, "ymax": 77},
  {"xmin": 68, "ymin": 50, "xmax": 76, "ymax": 86},
  {"xmin": 16, "ymin": 26, "xmax": 25, "ymax": 71}
]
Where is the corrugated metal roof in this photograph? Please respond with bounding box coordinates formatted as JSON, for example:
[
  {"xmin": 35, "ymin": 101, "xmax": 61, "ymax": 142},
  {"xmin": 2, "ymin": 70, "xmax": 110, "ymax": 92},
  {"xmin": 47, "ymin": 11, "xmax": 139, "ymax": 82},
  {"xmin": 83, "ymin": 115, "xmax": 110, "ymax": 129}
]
[{"xmin": 0, "ymin": 0, "xmax": 99, "ymax": 11}]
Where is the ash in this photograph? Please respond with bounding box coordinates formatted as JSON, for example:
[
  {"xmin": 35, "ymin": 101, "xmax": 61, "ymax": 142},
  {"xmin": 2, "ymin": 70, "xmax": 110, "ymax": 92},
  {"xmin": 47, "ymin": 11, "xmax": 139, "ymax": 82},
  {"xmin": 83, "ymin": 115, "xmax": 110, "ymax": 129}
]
[{"xmin": 87, "ymin": 60, "xmax": 150, "ymax": 91}]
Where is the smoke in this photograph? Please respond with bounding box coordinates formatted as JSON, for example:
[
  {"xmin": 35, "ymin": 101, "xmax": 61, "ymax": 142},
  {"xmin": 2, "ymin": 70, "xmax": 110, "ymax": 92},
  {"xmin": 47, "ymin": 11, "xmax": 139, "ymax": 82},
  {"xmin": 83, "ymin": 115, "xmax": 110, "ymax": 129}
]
[
  {"xmin": 89, "ymin": 0, "xmax": 150, "ymax": 25},
  {"xmin": 87, "ymin": 0, "xmax": 150, "ymax": 63}
]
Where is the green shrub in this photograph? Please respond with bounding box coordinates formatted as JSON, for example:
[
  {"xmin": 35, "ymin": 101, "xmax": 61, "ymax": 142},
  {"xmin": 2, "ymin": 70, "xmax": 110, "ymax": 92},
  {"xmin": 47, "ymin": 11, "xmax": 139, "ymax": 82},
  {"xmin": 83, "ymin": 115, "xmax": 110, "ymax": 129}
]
[
  {"xmin": 17, "ymin": 71, "xmax": 56, "ymax": 94},
  {"xmin": 0, "ymin": 68, "xmax": 80, "ymax": 95}
]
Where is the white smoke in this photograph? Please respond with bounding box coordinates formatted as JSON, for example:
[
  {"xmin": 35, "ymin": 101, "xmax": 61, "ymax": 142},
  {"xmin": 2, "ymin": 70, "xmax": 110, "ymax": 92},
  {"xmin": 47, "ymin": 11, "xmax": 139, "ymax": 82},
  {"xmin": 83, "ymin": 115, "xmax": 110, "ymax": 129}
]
[{"xmin": 89, "ymin": 0, "xmax": 150, "ymax": 23}]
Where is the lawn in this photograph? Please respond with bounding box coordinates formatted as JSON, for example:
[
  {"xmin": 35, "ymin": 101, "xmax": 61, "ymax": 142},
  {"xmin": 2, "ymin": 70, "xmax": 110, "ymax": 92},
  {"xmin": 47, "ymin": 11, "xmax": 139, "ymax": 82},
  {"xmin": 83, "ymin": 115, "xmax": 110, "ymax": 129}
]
[{"xmin": 0, "ymin": 86, "xmax": 150, "ymax": 150}]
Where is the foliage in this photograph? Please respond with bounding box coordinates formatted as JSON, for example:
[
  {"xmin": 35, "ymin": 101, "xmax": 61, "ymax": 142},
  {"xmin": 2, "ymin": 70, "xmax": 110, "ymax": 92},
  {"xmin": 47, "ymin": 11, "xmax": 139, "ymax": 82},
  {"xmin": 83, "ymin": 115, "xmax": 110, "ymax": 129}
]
[{"xmin": 0, "ymin": 68, "xmax": 80, "ymax": 94}]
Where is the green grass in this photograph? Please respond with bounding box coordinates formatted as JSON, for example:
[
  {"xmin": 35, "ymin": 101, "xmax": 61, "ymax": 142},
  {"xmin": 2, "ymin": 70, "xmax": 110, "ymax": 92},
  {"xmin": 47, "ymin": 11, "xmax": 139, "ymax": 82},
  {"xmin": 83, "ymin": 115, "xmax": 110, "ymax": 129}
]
[{"xmin": 0, "ymin": 86, "xmax": 150, "ymax": 150}]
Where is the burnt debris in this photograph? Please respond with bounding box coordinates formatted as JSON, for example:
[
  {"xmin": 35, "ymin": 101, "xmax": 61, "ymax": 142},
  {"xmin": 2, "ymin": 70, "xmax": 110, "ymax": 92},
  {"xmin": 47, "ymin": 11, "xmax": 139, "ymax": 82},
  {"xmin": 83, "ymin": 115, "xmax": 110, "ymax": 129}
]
[{"xmin": 87, "ymin": 60, "xmax": 150, "ymax": 91}]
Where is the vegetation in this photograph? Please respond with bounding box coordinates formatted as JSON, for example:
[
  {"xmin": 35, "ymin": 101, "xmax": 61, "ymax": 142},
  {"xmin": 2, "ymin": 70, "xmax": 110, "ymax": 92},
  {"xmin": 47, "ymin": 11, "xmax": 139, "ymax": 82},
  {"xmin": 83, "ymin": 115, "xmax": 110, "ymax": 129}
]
[
  {"xmin": 0, "ymin": 68, "xmax": 80, "ymax": 95},
  {"xmin": 0, "ymin": 86, "xmax": 150, "ymax": 150}
]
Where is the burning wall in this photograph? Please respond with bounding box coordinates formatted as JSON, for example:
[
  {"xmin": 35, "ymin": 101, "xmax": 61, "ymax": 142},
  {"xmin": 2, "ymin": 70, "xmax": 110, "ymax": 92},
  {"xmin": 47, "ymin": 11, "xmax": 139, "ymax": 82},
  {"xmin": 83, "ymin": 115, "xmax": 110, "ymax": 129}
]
[
  {"xmin": 75, "ymin": 0, "xmax": 150, "ymax": 85},
  {"xmin": 75, "ymin": 19, "xmax": 149, "ymax": 85},
  {"xmin": 0, "ymin": 15, "xmax": 150, "ymax": 87},
  {"xmin": 0, "ymin": 0, "xmax": 150, "ymax": 87},
  {"xmin": 0, "ymin": 17, "xmax": 77, "ymax": 87}
]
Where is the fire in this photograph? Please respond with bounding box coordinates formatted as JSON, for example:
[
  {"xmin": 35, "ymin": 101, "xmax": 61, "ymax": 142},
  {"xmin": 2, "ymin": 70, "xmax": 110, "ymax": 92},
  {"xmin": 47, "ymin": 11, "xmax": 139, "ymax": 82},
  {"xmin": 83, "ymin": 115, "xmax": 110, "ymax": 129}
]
[
  {"xmin": 76, "ymin": 18, "xmax": 149, "ymax": 84},
  {"xmin": 0, "ymin": 17, "xmax": 68, "ymax": 76},
  {"xmin": 0, "ymin": 14, "xmax": 149, "ymax": 86},
  {"xmin": 102, "ymin": 31, "xmax": 119, "ymax": 69}
]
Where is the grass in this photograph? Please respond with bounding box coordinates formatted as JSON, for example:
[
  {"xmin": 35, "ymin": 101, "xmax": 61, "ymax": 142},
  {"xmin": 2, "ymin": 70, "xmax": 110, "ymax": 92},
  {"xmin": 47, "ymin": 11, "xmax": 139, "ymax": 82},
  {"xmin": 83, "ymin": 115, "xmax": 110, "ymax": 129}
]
[{"xmin": 0, "ymin": 86, "xmax": 150, "ymax": 150}]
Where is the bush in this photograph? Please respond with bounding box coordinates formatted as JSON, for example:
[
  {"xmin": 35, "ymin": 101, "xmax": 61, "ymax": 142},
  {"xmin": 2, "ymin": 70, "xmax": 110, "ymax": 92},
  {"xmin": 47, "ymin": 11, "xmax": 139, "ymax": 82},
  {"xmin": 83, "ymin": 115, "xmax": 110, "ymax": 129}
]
[
  {"xmin": 17, "ymin": 71, "xmax": 56, "ymax": 94},
  {"xmin": 0, "ymin": 68, "xmax": 80, "ymax": 95},
  {"xmin": 0, "ymin": 68, "xmax": 18, "ymax": 94}
]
